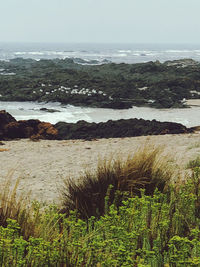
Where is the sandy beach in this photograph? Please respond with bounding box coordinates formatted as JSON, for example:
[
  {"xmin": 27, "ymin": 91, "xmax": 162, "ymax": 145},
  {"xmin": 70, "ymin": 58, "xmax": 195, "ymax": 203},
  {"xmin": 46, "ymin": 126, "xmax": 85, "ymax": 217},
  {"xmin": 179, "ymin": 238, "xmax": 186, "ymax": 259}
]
[{"xmin": 1, "ymin": 133, "xmax": 200, "ymax": 205}]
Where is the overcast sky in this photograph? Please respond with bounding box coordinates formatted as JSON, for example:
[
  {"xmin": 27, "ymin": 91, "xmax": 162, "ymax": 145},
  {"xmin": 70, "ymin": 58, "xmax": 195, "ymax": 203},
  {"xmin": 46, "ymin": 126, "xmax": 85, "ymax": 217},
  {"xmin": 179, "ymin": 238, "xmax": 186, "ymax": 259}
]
[{"xmin": 1, "ymin": 0, "xmax": 200, "ymax": 43}]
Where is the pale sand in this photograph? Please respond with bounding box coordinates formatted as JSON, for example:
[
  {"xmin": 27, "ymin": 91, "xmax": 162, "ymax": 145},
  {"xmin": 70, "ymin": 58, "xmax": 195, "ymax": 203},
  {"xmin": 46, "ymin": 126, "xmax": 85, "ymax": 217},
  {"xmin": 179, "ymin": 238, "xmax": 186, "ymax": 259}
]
[
  {"xmin": 1, "ymin": 133, "xmax": 200, "ymax": 205},
  {"xmin": 186, "ymin": 99, "xmax": 200, "ymax": 106}
]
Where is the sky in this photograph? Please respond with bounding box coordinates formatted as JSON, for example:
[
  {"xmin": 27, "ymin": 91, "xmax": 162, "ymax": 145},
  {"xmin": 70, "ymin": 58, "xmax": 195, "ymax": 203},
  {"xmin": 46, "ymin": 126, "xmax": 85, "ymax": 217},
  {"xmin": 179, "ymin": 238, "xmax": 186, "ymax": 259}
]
[{"xmin": 1, "ymin": 0, "xmax": 200, "ymax": 44}]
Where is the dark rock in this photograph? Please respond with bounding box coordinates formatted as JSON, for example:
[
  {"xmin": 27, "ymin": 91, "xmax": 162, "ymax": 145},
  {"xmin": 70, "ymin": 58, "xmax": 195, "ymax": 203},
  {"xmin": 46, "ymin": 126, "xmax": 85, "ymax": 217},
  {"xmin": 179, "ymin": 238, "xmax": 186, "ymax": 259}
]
[
  {"xmin": 4, "ymin": 121, "xmax": 35, "ymax": 139},
  {"xmin": 0, "ymin": 110, "xmax": 194, "ymax": 141},
  {"xmin": 0, "ymin": 110, "xmax": 16, "ymax": 139},
  {"xmin": 0, "ymin": 110, "xmax": 58, "ymax": 140},
  {"xmin": 101, "ymin": 101, "xmax": 133, "ymax": 109},
  {"xmin": 54, "ymin": 118, "xmax": 193, "ymax": 140},
  {"xmin": 40, "ymin": 108, "xmax": 60, "ymax": 113},
  {"xmin": 0, "ymin": 110, "xmax": 16, "ymax": 126}
]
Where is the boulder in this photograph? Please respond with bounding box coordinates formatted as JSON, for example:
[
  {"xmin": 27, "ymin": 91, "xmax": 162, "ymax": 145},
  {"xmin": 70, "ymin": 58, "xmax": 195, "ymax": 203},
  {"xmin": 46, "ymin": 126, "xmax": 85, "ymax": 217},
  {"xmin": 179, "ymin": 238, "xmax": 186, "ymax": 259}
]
[
  {"xmin": 0, "ymin": 111, "xmax": 58, "ymax": 140},
  {"xmin": 37, "ymin": 122, "xmax": 58, "ymax": 139},
  {"xmin": 0, "ymin": 110, "xmax": 16, "ymax": 125},
  {"xmin": 0, "ymin": 110, "xmax": 16, "ymax": 139},
  {"xmin": 40, "ymin": 108, "xmax": 60, "ymax": 113}
]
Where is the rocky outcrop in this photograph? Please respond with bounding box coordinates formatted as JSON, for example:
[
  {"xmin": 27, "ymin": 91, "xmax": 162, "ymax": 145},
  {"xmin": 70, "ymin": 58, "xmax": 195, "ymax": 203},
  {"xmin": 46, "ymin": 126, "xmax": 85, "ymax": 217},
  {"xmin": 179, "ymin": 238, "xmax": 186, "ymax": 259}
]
[
  {"xmin": 0, "ymin": 111, "xmax": 58, "ymax": 140},
  {"xmin": 1, "ymin": 58, "xmax": 200, "ymax": 109},
  {"xmin": 54, "ymin": 118, "xmax": 193, "ymax": 140},
  {"xmin": 0, "ymin": 111, "xmax": 194, "ymax": 141}
]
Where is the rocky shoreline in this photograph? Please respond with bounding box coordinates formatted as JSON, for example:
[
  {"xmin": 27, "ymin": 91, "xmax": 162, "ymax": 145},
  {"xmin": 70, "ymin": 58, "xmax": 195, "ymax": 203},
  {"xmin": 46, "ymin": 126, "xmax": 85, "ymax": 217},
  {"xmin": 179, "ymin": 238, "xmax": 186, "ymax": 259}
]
[
  {"xmin": 0, "ymin": 110, "xmax": 194, "ymax": 141},
  {"xmin": 0, "ymin": 58, "xmax": 200, "ymax": 109}
]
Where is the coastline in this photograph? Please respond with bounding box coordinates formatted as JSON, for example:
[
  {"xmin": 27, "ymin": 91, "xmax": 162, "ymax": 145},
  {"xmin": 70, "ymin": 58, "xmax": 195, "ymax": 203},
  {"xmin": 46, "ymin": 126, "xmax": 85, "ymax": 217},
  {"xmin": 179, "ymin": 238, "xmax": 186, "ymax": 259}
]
[{"xmin": 1, "ymin": 100, "xmax": 200, "ymax": 127}]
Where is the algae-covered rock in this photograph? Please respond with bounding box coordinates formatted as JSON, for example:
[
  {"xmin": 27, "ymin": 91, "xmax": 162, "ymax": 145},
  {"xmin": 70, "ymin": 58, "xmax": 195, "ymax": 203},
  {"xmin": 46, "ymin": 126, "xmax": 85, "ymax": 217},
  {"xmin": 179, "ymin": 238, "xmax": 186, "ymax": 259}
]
[
  {"xmin": 0, "ymin": 58, "xmax": 200, "ymax": 109},
  {"xmin": 0, "ymin": 110, "xmax": 194, "ymax": 140},
  {"xmin": 54, "ymin": 118, "xmax": 192, "ymax": 140}
]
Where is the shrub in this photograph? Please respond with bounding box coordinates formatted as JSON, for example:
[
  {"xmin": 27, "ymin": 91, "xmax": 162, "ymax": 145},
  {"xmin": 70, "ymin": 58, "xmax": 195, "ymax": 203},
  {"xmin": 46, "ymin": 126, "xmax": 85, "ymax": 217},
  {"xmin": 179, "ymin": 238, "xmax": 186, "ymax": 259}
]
[{"xmin": 61, "ymin": 145, "xmax": 172, "ymax": 218}]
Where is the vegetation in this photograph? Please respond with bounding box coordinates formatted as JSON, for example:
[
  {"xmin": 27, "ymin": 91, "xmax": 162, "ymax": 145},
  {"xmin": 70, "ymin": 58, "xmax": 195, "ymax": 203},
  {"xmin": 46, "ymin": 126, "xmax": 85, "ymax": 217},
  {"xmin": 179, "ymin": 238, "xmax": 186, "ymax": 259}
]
[
  {"xmin": 187, "ymin": 156, "xmax": 200, "ymax": 169},
  {"xmin": 61, "ymin": 146, "xmax": 171, "ymax": 218},
  {"xmin": 1, "ymin": 148, "xmax": 200, "ymax": 266}
]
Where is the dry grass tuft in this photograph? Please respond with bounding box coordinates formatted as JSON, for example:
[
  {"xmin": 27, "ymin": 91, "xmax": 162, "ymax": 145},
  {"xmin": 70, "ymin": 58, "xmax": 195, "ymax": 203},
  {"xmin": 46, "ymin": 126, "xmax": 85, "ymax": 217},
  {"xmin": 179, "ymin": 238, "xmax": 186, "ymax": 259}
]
[
  {"xmin": 61, "ymin": 145, "xmax": 173, "ymax": 219},
  {"xmin": 0, "ymin": 171, "xmax": 43, "ymax": 239},
  {"xmin": 0, "ymin": 171, "xmax": 67, "ymax": 241},
  {"xmin": 186, "ymin": 155, "xmax": 200, "ymax": 169}
]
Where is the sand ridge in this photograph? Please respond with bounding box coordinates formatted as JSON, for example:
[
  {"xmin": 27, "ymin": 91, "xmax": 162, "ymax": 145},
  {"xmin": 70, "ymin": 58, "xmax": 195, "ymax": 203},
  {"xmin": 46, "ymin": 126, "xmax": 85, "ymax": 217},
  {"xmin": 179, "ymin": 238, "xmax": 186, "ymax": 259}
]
[{"xmin": 1, "ymin": 133, "xmax": 200, "ymax": 204}]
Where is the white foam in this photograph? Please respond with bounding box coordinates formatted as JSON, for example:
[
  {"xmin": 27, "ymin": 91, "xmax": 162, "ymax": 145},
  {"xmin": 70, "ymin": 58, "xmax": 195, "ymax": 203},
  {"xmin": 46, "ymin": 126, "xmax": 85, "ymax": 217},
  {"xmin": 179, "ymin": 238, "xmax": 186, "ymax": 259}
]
[
  {"xmin": 1, "ymin": 101, "xmax": 200, "ymax": 127},
  {"xmin": 14, "ymin": 52, "xmax": 27, "ymax": 55},
  {"xmin": 165, "ymin": 50, "xmax": 191, "ymax": 53},
  {"xmin": 118, "ymin": 50, "xmax": 131, "ymax": 53},
  {"xmin": 28, "ymin": 52, "xmax": 45, "ymax": 55}
]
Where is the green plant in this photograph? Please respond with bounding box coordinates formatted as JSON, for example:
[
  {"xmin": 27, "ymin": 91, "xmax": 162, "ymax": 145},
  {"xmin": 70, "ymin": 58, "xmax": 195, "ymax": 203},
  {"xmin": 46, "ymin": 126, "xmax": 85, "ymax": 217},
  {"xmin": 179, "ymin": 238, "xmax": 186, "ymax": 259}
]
[
  {"xmin": 0, "ymin": 171, "xmax": 199, "ymax": 266},
  {"xmin": 0, "ymin": 173, "xmax": 33, "ymax": 239},
  {"xmin": 1, "ymin": 148, "xmax": 200, "ymax": 266},
  {"xmin": 0, "ymin": 173, "xmax": 62, "ymax": 241},
  {"xmin": 61, "ymin": 145, "xmax": 172, "ymax": 218},
  {"xmin": 187, "ymin": 156, "xmax": 200, "ymax": 169}
]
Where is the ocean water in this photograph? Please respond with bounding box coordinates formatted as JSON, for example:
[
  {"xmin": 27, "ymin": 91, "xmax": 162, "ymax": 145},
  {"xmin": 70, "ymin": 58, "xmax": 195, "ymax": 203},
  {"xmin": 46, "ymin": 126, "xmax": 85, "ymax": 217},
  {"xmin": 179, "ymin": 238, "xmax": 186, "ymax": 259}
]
[
  {"xmin": 1, "ymin": 101, "xmax": 200, "ymax": 127},
  {"xmin": 0, "ymin": 42, "xmax": 200, "ymax": 63},
  {"xmin": 1, "ymin": 42, "xmax": 200, "ymax": 127}
]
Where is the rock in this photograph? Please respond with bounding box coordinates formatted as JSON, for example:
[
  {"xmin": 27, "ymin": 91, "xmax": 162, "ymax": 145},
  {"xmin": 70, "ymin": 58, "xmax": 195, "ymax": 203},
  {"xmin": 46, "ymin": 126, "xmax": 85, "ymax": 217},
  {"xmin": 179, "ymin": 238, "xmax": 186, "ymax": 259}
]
[
  {"xmin": 189, "ymin": 126, "xmax": 200, "ymax": 132},
  {"xmin": 0, "ymin": 110, "xmax": 16, "ymax": 139},
  {"xmin": 37, "ymin": 122, "xmax": 58, "ymax": 139},
  {"xmin": 1, "ymin": 58, "xmax": 200, "ymax": 109},
  {"xmin": 0, "ymin": 110, "xmax": 194, "ymax": 141},
  {"xmin": 101, "ymin": 100, "xmax": 133, "ymax": 109},
  {"xmin": 0, "ymin": 111, "xmax": 58, "ymax": 140},
  {"xmin": 4, "ymin": 121, "xmax": 33, "ymax": 139},
  {"xmin": 54, "ymin": 118, "xmax": 193, "ymax": 140},
  {"xmin": 40, "ymin": 108, "xmax": 60, "ymax": 113},
  {"xmin": 0, "ymin": 110, "xmax": 16, "ymax": 126}
]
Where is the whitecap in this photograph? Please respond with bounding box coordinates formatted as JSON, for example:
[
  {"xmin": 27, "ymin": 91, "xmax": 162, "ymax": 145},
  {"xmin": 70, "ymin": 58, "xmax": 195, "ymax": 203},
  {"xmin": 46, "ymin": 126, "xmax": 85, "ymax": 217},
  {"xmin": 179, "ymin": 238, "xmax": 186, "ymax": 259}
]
[
  {"xmin": 118, "ymin": 50, "xmax": 131, "ymax": 53},
  {"xmin": 27, "ymin": 52, "xmax": 45, "ymax": 55},
  {"xmin": 14, "ymin": 52, "xmax": 27, "ymax": 55},
  {"xmin": 165, "ymin": 50, "xmax": 191, "ymax": 53}
]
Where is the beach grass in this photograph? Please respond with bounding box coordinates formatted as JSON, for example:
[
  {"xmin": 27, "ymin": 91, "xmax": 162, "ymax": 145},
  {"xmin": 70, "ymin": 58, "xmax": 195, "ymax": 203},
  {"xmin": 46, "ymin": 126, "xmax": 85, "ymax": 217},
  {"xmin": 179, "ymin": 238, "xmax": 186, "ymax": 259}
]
[
  {"xmin": 187, "ymin": 155, "xmax": 200, "ymax": 170},
  {"xmin": 60, "ymin": 145, "xmax": 172, "ymax": 219}
]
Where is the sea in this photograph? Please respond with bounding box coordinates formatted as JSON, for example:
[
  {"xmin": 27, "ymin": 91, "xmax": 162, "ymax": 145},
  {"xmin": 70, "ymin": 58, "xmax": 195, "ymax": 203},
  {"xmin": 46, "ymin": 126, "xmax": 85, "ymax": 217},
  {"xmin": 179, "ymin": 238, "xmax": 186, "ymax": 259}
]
[{"xmin": 1, "ymin": 42, "xmax": 200, "ymax": 127}]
